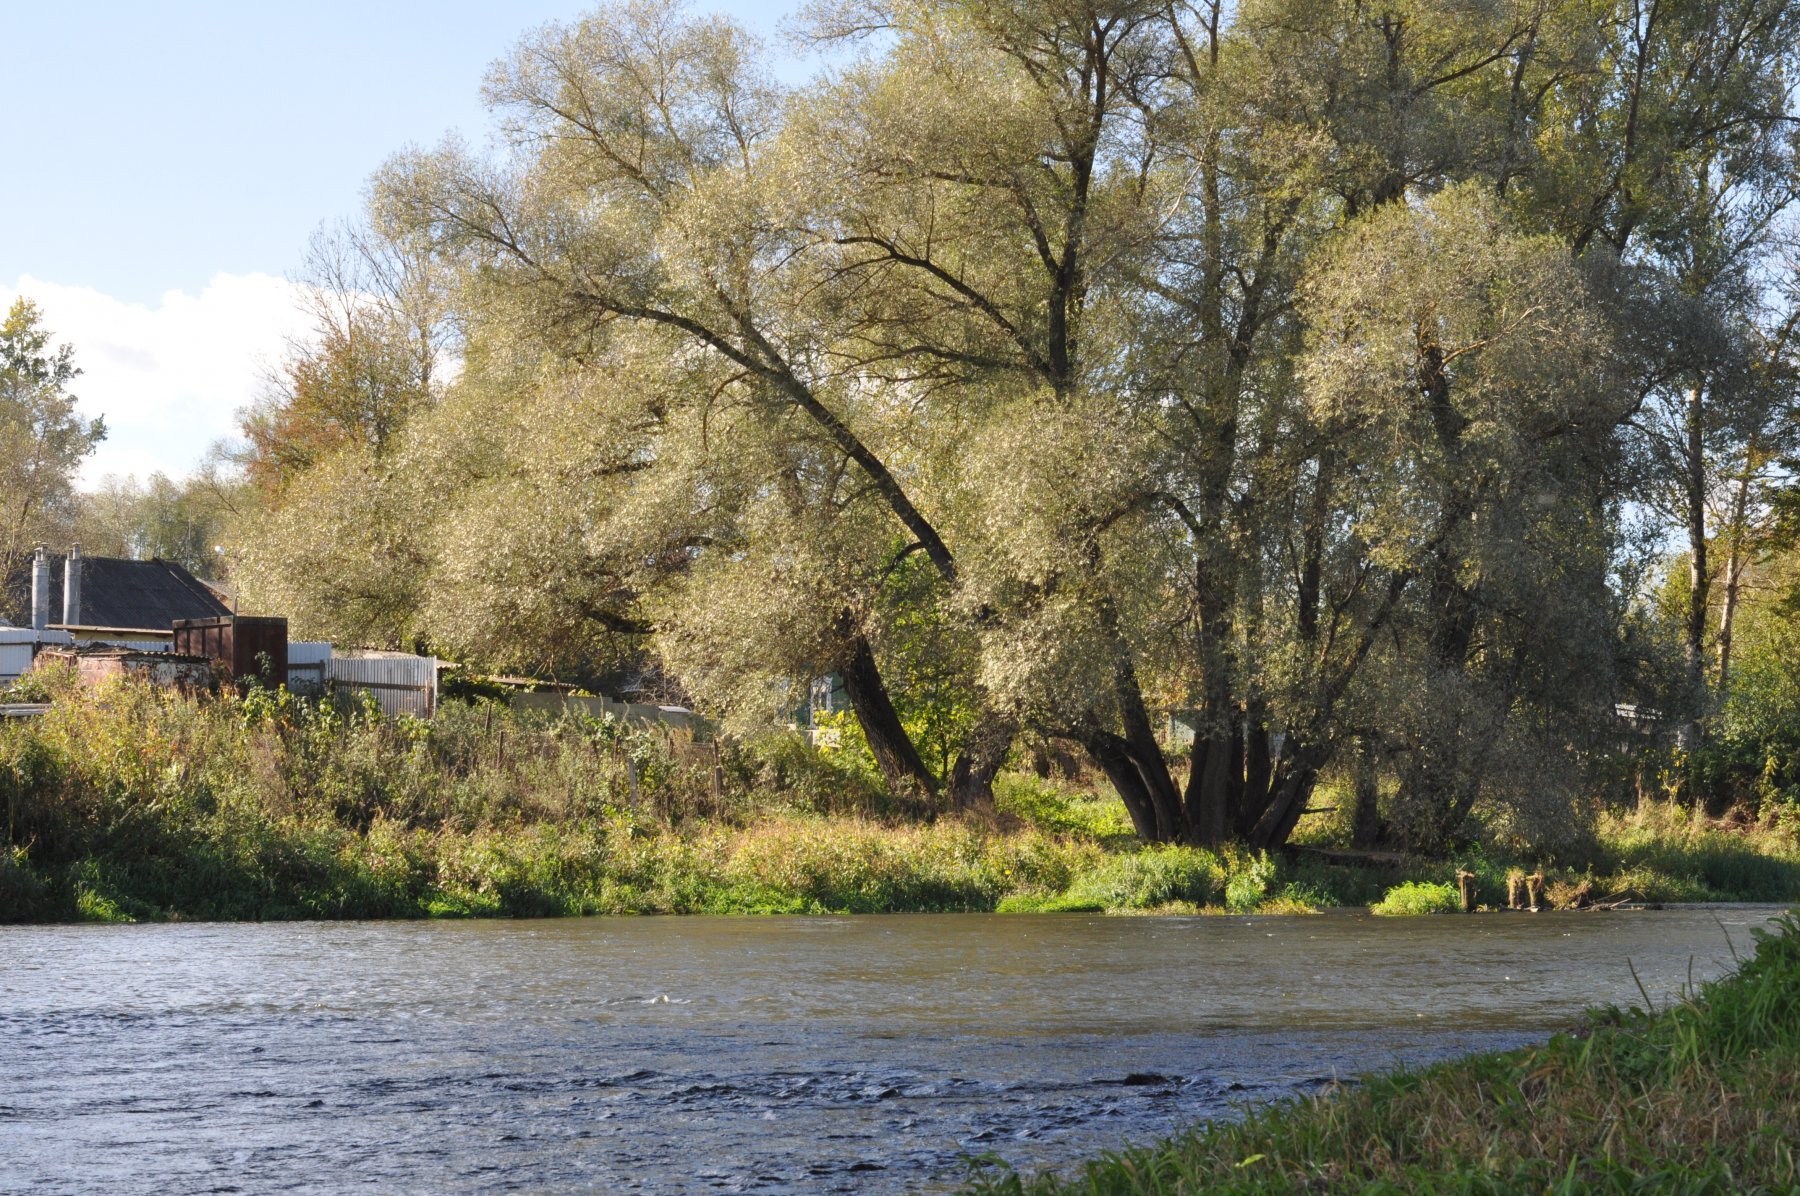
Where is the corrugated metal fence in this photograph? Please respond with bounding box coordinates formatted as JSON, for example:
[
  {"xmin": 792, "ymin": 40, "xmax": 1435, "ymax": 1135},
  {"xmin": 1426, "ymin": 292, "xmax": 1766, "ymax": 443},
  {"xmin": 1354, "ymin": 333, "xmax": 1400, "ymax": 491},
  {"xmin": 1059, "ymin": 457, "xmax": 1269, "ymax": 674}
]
[
  {"xmin": 1, "ymin": 629, "xmax": 74, "ymax": 684},
  {"xmin": 287, "ymin": 642, "xmax": 332, "ymax": 694},
  {"xmin": 327, "ymin": 652, "xmax": 438, "ymax": 718}
]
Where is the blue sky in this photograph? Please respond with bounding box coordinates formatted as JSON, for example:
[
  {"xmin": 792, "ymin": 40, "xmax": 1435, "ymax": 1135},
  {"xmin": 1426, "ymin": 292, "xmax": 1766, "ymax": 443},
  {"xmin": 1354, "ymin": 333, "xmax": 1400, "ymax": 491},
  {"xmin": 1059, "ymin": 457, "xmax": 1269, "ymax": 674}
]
[{"xmin": 1, "ymin": 1, "xmax": 797, "ymax": 482}]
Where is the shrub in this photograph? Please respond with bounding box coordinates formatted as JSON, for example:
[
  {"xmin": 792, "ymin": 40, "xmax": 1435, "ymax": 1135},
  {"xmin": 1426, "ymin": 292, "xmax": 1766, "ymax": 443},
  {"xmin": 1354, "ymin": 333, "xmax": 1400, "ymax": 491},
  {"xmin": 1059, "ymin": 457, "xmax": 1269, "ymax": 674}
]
[
  {"xmin": 1052, "ymin": 846, "xmax": 1225, "ymax": 912},
  {"xmin": 1223, "ymin": 850, "xmax": 1278, "ymax": 912},
  {"xmin": 1370, "ymin": 880, "xmax": 1462, "ymax": 915},
  {"xmin": 993, "ymin": 774, "xmax": 1134, "ymax": 839},
  {"xmin": 0, "ymin": 845, "xmax": 51, "ymax": 921}
]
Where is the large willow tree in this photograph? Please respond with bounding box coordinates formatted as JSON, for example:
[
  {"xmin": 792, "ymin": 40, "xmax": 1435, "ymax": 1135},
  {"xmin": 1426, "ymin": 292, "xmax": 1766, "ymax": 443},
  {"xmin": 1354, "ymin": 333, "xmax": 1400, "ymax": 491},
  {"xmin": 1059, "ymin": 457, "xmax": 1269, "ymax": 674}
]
[{"xmin": 236, "ymin": 0, "xmax": 1800, "ymax": 851}]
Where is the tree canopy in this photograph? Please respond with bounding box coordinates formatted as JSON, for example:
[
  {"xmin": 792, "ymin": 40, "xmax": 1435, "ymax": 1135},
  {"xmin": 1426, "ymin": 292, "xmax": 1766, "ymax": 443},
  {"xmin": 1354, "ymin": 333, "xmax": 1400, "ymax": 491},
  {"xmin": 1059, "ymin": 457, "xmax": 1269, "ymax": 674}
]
[
  {"xmin": 0, "ymin": 298, "xmax": 105, "ymax": 618},
  {"xmin": 227, "ymin": 0, "xmax": 1800, "ymax": 853}
]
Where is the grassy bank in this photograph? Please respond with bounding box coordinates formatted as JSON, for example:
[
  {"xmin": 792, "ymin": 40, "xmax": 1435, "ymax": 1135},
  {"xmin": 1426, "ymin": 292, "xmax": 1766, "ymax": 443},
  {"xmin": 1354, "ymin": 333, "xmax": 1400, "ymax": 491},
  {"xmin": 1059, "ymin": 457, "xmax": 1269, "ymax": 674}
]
[
  {"xmin": 0, "ymin": 676, "xmax": 1255, "ymax": 922},
  {"xmin": 965, "ymin": 910, "xmax": 1800, "ymax": 1195},
  {"xmin": 3, "ymin": 677, "xmax": 1799, "ymax": 922}
]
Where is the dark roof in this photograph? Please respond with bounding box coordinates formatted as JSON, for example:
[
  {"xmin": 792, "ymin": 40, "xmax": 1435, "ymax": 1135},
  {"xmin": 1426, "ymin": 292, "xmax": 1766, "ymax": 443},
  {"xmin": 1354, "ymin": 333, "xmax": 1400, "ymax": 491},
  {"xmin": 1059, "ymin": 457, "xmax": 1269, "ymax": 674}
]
[{"xmin": 5, "ymin": 556, "xmax": 231, "ymax": 633}]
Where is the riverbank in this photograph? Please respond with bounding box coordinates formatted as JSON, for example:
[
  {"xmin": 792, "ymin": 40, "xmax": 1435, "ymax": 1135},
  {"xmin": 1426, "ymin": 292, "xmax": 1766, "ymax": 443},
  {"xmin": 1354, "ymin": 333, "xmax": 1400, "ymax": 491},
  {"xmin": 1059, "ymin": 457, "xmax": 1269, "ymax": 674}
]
[
  {"xmin": 3, "ymin": 680, "xmax": 1799, "ymax": 922},
  {"xmin": 964, "ymin": 909, "xmax": 1800, "ymax": 1195}
]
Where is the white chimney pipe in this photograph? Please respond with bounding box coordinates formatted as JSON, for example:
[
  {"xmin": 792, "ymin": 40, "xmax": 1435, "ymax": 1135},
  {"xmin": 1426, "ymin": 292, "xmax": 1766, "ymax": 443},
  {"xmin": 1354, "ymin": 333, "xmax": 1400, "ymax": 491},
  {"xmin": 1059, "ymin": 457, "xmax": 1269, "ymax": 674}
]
[
  {"xmin": 63, "ymin": 545, "xmax": 82, "ymax": 627},
  {"xmin": 30, "ymin": 545, "xmax": 49, "ymax": 631}
]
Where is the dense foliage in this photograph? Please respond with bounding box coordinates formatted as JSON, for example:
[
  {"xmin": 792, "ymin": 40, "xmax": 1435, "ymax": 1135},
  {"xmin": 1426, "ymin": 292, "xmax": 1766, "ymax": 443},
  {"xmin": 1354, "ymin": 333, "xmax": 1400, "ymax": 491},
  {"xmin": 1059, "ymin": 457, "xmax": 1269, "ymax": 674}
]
[
  {"xmin": 194, "ymin": 0, "xmax": 1800, "ymax": 853},
  {"xmin": 0, "ymin": 298, "xmax": 105, "ymax": 610}
]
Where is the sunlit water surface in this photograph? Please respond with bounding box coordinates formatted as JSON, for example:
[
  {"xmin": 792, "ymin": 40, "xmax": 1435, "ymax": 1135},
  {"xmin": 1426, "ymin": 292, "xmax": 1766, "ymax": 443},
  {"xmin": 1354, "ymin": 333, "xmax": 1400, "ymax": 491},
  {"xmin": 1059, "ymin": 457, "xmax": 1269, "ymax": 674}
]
[{"xmin": 0, "ymin": 907, "xmax": 1783, "ymax": 1194}]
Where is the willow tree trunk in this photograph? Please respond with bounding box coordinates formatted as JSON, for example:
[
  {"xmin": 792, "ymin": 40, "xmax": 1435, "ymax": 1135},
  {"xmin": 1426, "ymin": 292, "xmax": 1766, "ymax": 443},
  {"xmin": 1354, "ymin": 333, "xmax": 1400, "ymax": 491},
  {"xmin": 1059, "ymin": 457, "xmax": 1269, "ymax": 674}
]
[
  {"xmin": 946, "ymin": 714, "xmax": 1014, "ymax": 815},
  {"xmin": 837, "ymin": 630, "xmax": 939, "ymax": 800}
]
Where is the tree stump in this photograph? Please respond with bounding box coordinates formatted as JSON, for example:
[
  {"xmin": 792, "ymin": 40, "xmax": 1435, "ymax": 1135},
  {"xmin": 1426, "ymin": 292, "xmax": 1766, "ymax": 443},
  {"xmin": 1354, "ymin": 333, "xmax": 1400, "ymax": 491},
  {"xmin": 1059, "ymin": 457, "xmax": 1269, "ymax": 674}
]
[
  {"xmin": 1456, "ymin": 869, "xmax": 1478, "ymax": 913},
  {"xmin": 1526, "ymin": 872, "xmax": 1545, "ymax": 912}
]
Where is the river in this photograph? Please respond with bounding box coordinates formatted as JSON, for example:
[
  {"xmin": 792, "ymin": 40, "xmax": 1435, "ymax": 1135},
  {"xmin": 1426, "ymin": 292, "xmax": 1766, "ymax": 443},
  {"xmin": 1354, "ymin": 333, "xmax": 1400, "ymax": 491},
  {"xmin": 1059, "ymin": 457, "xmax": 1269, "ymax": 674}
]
[{"xmin": 0, "ymin": 907, "xmax": 1783, "ymax": 1194}]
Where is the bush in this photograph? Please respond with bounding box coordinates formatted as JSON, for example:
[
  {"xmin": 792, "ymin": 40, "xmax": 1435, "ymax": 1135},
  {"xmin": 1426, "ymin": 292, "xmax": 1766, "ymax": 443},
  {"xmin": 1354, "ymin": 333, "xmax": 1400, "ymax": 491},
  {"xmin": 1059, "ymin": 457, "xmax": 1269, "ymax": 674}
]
[
  {"xmin": 9, "ymin": 681, "xmax": 1795, "ymax": 924},
  {"xmin": 740, "ymin": 730, "xmax": 884, "ymax": 818},
  {"xmin": 1370, "ymin": 880, "xmax": 1462, "ymax": 915},
  {"xmin": 993, "ymin": 774, "xmax": 1135, "ymax": 839},
  {"xmin": 1223, "ymin": 851, "xmax": 1277, "ymax": 912},
  {"xmin": 1590, "ymin": 804, "xmax": 1800, "ymax": 902},
  {"xmin": 1049, "ymin": 846, "xmax": 1225, "ymax": 912},
  {"xmin": 0, "ymin": 672, "xmax": 53, "ymax": 703},
  {"xmin": 0, "ymin": 845, "xmax": 51, "ymax": 921}
]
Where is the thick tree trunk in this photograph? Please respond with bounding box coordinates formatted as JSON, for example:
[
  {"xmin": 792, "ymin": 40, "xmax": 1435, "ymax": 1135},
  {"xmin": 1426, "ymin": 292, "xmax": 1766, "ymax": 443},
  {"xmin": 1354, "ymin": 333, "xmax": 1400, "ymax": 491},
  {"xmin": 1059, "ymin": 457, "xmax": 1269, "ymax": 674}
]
[
  {"xmin": 1243, "ymin": 704, "xmax": 1271, "ymax": 811},
  {"xmin": 1233, "ymin": 708, "xmax": 1281, "ymax": 840},
  {"xmin": 1683, "ymin": 495, "xmax": 1709, "ymax": 710},
  {"xmin": 1083, "ymin": 730, "xmax": 1162, "ymax": 840},
  {"xmin": 946, "ymin": 714, "xmax": 1015, "ymax": 815},
  {"xmin": 1096, "ymin": 594, "xmax": 1185, "ymax": 840},
  {"xmin": 1297, "ymin": 454, "xmax": 1333, "ymax": 646},
  {"xmin": 1186, "ymin": 722, "xmax": 1233, "ymax": 845},
  {"xmin": 1420, "ymin": 348, "xmax": 1478, "ymax": 672},
  {"xmin": 837, "ymin": 630, "xmax": 939, "ymax": 800},
  {"xmin": 1249, "ymin": 752, "xmax": 1320, "ymax": 850},
  {"xmin": 1184, "ymin": 563, "xmax": 1239, "ymax": 845},
  {"xmin": 1392, "ymin": 344, "xmax": 1483, "ymax": 832},
  {"xmin": 1717, "ymin": 548, "xmax": 1744, "ymax": 694},
  {"xmin": 1118, "ymin": 702, "xmax": 1183, "ymax": 842}
]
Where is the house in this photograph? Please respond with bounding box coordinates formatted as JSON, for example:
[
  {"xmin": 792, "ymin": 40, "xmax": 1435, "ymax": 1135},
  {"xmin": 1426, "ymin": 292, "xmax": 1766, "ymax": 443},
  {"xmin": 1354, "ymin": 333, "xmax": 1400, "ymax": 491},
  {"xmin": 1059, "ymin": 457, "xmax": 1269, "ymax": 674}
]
[
  {"xmin": 2, "ymin": 546, "xmax": 237, "ymax": 687},
  {"xmin": 6, "ymin": 546, "xmax": 231, "ymax": 643}
]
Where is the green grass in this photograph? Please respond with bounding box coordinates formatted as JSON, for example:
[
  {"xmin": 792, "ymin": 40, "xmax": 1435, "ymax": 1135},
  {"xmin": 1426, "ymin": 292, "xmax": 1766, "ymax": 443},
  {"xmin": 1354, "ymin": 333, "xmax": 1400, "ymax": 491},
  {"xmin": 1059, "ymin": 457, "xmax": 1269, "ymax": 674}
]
[
  {"xmin": 0, "ymin": 680, "xmax": 1383, "ymax": 922},
  {"xmin": 1589, "ymin": 804, "xmax": 1800, "ymax": 903},
  {"xmin": 0, "ymin": 676, "xmax": 1107, "ymax": 921},
  {"xmin": 964, "ymin": 910, "xmax": 1800, "ymax": 1195},
  {"xmin": 4, "ymin": 678, "xmax": 1799, "ymax": 923}
]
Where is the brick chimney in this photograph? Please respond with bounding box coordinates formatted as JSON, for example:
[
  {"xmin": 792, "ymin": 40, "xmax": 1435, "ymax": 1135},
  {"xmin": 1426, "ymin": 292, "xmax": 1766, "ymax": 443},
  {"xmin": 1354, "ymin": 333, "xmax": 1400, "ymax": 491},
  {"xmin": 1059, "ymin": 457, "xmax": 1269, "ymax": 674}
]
[
  {"xmin": 63, "ymin": 545, "xmax": 82, "ymax": 627},
  {"xmin": 30, "ymin": 545, "xmax": 49, "ymax": 631}
]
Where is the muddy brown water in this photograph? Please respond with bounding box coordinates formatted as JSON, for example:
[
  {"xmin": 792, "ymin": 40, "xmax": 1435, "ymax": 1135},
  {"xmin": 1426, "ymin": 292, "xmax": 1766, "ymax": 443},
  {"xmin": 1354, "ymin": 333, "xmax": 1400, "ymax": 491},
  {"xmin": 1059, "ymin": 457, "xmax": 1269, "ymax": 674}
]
[{"xmin": 0, "ymin": 907, "xmax": 1785, "ymax": 1194}]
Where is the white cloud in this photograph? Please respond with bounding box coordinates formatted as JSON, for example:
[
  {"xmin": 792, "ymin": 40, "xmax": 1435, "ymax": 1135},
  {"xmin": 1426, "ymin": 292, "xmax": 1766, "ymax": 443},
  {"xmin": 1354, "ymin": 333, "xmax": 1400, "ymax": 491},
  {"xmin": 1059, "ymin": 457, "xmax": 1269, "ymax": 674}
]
[{"xmin": 2, "ymin": 272, "xmax": 312, "ymax": 486}]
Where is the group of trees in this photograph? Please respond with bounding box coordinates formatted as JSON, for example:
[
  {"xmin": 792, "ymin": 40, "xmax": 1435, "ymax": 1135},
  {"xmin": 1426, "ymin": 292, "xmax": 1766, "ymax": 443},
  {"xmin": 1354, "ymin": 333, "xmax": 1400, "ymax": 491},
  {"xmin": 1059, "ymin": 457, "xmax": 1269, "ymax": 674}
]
[
  {"xmin": 205, "ymin": 0, "xmax": 1800, "ymax": 852},
  {"xmin": 69, "ymin": 469, "xmax": 237, "ymax": 579}
]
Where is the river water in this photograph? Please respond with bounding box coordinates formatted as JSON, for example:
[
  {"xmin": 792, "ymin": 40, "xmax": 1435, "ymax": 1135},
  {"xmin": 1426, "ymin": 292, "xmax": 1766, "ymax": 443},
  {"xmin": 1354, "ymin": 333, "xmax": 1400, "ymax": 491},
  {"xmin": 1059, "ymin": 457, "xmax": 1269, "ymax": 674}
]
[{"xmin": 0, "ymin": 907, "xmax": 1783, "ymax": 1194}]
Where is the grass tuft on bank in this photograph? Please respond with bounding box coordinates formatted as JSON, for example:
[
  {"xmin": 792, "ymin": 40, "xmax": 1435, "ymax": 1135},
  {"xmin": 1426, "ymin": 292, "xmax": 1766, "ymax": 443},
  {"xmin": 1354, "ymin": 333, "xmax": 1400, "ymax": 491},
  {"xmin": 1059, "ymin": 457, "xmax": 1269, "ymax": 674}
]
[{"xmin": 965, "ymin": 910, "xmax": 1800, "ymax": 1195}]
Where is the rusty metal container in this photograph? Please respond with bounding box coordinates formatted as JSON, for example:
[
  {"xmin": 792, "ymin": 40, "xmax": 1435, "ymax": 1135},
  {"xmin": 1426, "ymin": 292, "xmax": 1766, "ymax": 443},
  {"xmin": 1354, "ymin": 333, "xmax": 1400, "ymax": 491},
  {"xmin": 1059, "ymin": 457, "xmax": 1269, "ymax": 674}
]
[{"xmin": 173, "ymin": 616, "xmax": 289, "ymax": 684}]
